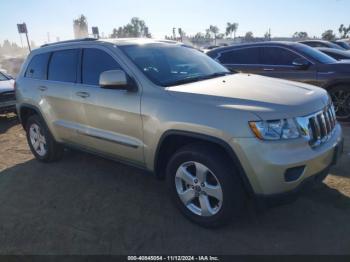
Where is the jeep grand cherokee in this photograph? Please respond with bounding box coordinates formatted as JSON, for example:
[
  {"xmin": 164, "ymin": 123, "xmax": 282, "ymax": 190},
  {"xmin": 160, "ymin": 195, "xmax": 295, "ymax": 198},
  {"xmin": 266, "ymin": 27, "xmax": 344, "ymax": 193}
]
[{"xmin": 15, "ymin": 38, "xmax": 343, "ymax": 227}]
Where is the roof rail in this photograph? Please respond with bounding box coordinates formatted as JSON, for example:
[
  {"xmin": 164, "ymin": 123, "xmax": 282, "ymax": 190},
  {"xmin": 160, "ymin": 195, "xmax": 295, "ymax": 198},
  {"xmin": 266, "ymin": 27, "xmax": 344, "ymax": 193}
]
[{"xmin": 40, "ymin": 38, "xmax": 98, "ymax": 48}]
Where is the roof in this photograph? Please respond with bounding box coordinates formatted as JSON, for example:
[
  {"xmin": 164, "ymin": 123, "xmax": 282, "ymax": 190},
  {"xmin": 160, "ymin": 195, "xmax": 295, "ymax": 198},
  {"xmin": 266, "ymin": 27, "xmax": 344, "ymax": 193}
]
[
  {"xmin": 206, "ymin": 41, "xmax": 303, "ymax": 54},
  {"xmin": 40, "ymin": 37, "xmax": 180, "ymax": 48},
  {"xmin": 299, "ymin": 40, "xmax": 329, "ymax": 43},
  {"xmin": 317, "ymin": 47, "xmax": 350, "ymax": 55}
]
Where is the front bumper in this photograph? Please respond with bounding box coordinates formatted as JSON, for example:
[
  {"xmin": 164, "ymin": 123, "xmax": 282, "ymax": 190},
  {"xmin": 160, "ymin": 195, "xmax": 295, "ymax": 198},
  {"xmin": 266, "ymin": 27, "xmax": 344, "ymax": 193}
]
[
  {"xmin": 230, "ymin": 123, "xmax": 343, "ymax": 196},
  {"xmin": 0, "ymin": 100, "xmax": 16, "ymax": 113}
]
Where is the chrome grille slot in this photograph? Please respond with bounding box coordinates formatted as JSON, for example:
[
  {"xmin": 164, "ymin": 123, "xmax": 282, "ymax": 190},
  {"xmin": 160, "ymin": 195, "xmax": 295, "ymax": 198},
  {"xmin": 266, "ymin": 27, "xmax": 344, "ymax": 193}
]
[
  {"xmin": 296, "ymin": 105, "xmax": 337, "ymax": 148},
  {"xmin": 0, "ymin": 91, "xmax": 16, "ymax": 102}
]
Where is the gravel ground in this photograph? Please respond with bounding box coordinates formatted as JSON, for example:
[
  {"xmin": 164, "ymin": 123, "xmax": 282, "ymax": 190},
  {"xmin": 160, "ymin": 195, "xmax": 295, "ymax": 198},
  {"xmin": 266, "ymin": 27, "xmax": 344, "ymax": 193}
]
[{"xmin": 0, "ymin": 114, "xmax": 349, "ymax": 255}]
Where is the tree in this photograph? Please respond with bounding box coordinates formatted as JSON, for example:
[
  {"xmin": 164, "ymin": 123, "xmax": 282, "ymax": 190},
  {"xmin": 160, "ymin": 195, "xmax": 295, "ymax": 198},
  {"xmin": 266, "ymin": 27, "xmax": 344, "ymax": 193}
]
[
  {"xmin": 244, "ymin": 31, "xmax": 254, "ymax": 42},
  {"xmin": 322, "ymin": 30, "xmax": 336, "ymax": 41},
  {"xmin": 205, "ymin": 29, "xmax": 211, "ymax": 39},
  {"xmin": 110, "ymin": 17, "xmax": 151, "ymax": 38},
  {"xmin": 225, "ymin": 22, "xmax": 239, "ymax": 39},
  {"xmin": 2, "ymin": 40, "xmax": 11, "ymax": 50},
  {"xmin": 178, "ymin": 28, "xmax": 185, "ymax": 41},
  {"xmin": 264, "ymin": 31, "xmax": 271, "ymax": 40},
  {"xmin": 194, "ymin": 32, "xmax": 205, "ymax": 39},
  {"xmin": 216, "ymin": 33, "xmax": 225, "ymax": 40},
  {"xmin": 293, "ymin": 31, "xmax": 308, "ymax": 40},
  {"xmin": 208, "ymin": 25, "xmax": 219, "ymax": 44},
  {"xmin": 339, "ymin": 24, "xmax": 350, "ymax": 38},
  {"xmin": 73, "ymin": 14, "xmax": 88, "ymax": 39}
]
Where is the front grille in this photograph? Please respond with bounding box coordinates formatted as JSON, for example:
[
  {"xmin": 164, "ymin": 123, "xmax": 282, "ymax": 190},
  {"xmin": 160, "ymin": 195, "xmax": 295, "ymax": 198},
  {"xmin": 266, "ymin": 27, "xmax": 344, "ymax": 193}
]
[
  {"xmin": 0, "ymin": 91, "xmax": 16, "ymax": 103},
  {"xmin": 296, "ymin": 105, "xmax": 337, "ymax": 148}
]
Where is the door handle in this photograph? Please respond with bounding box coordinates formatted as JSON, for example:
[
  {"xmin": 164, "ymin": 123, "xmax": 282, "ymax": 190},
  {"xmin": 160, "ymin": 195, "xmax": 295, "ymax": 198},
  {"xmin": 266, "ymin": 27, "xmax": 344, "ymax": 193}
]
[
  {"xmin": 38, "ymin": 86, "xmax": 47, "ymax": 91},
  {"xmin": 263, "ymin": 68, "xmax": 274, "ymax": 71},
  {"xmin": 75, "ymin": 91, "xmax": 90, "ymax": 98}
]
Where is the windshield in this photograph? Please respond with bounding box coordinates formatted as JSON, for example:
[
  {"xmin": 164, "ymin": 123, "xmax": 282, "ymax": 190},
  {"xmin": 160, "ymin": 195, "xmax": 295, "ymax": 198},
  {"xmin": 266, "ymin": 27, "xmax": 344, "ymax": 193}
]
[
  {"xmin": 296, "ymin": 44, "xmax": 337, "ymax": 64},
  {"xmin": 119, "ymin": 44, "xmax": 231, "ymax": 87}
]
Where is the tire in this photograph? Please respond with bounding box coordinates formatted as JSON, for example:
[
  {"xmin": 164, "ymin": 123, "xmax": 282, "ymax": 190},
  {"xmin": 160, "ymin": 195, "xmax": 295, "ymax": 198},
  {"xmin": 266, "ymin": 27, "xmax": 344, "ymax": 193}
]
[
  {"xmin": 25, "ymin": 114, "xmax": 64, "ymax": 162},
  {"xmin": 166, "ymin": 143, "xmax": 246, "ymax": 228},
  {"xmin": 329, "ymin": 85, "xmax": 350, "ymax": 122}
]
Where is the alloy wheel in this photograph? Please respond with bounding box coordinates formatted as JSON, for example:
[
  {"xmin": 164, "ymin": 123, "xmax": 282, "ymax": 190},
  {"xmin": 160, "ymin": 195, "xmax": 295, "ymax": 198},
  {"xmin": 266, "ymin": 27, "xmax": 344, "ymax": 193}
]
[
  {"xmin": 331, "ymin": 89, "xmax": 350, "ymax": 120},
  {"xmin": 175, "ymin": 161, "xmax": 223, "ymax": 217},
  {"xmin": 29, "ymin": 123, "xmax": 47, "ymax": 157}
]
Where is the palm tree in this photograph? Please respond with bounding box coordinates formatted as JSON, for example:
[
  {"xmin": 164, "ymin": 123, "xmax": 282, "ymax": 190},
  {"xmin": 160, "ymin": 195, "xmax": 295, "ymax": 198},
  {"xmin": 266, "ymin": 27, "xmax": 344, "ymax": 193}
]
[
  {"xmin": 209, "ymin": 25, "xmax": 219, "ymax": 44},
  {"xmin": 225, "ymin": 22, "xmax": 239, "ymax": 39}
]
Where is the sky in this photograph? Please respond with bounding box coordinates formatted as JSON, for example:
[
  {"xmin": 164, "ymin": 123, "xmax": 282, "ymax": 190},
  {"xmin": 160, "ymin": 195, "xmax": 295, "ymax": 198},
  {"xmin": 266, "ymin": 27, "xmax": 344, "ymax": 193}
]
[{"xmin": 0, "ymin": 0, "xmax": 349, "ymax": 46}]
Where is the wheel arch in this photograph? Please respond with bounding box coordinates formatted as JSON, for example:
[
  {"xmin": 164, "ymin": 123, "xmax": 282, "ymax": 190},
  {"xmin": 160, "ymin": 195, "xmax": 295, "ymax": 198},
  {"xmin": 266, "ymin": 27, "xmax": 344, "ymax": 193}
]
[
  {"xmin": 18, "ymin": 104, "xmax": 46, "ymax": 130},
  {"xmin": 154, "ymin": 130, "xmax": 255, "ymax": 197}
]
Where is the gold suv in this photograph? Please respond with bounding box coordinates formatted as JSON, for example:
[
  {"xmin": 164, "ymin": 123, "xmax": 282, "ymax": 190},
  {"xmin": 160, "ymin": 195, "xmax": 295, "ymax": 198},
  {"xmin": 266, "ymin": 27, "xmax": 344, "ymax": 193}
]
[{"xmin": 16, "ymin": 38, "xmax": 344, "ymax": 227}]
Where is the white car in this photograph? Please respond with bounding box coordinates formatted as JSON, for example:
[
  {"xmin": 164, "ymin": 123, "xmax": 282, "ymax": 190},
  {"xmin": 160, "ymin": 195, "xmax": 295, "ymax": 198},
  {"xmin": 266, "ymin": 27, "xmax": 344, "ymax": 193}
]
[{"xmin": 0, "ymin": 71, "xmax": 16, "ymax": 114}]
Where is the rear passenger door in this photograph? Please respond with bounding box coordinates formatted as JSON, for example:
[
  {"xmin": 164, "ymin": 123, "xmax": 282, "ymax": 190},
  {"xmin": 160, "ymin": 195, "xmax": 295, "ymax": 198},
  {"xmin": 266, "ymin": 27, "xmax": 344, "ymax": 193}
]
[
  {"xmin": 25, "ymin": 49, "xmax": 82, "ymax": 143},
  {"xmin": 215, "ymin": 47, "xmax": 262, "ymax": 74},
  {"xmin": 73, "ymin": 47, "xmax": 144, "ymax": 165},
  {"xmin": 259, "ymin": 47, "xmax": 317, "ymax": 84}
]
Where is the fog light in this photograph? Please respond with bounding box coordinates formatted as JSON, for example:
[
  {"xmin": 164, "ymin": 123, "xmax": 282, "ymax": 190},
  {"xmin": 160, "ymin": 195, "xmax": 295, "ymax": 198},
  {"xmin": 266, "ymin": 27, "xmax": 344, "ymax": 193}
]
[{"xmin": 284, "ymin": 166, "xmax": 305, "ymax": 182}]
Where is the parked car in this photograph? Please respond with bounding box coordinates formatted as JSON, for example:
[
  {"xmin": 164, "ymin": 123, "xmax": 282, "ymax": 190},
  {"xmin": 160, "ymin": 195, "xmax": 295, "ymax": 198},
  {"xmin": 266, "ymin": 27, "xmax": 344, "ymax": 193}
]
[
  {"xmin": 316, "ymin": 47, "xmax": 350, "ymax": 60},
  {"xmin": 0, "ymin": 71, "xmax": 16, "ymax": 114},
  {"xmin": 299, "ymin": 40, "xmax": 345, "ymax": 50},
  {"xmin": 332, "ymin": 40, "xmax": 350, "ymax": 50},
  {"xmin": 207, "ymin": 41, "xmax": 350, "ymax": 121},
  {"xmin": 15, "ymin": 38, "xmax": 343, "ymax": 227},
  {"xmin": 201, "ymin": 45, "xmax": 221, "ymax": 53}
]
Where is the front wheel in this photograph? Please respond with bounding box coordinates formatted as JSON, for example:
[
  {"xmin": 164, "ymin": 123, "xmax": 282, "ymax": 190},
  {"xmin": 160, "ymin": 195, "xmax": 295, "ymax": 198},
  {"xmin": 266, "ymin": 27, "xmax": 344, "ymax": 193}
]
[
  {"xmin": 166, "ymin": 144, "xmax": 246, "ymax": 228},
  {"xmin": 329, "ymin": 85, "xmax": 350, "ymax": 122}
]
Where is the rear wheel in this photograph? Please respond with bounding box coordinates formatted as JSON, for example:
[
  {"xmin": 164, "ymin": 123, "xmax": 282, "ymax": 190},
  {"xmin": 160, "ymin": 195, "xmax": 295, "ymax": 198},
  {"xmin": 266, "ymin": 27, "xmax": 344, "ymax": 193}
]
[
  {"xmin": 25, "ymin": 115, "xmax": 63, "ymax": 162},
  {"xmin": 329, "ymin": 85, "xmax": 350, "ymax": 122},
  {"xmin": 166, "ymin": 143, "xmax": 246, "ymax": 228}
]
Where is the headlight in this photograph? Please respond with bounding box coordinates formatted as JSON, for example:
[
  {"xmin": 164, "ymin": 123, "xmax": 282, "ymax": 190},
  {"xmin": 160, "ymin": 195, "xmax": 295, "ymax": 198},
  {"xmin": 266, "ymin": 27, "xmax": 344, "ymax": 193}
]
[{"xmin": 249, "ymin": 119, "xmax": 300, "ymax": 141}]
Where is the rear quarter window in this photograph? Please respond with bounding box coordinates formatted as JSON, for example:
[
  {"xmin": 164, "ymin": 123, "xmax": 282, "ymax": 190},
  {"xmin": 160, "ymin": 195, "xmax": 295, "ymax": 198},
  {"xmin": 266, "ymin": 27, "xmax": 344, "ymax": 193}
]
[{"xmin": 25, "ymin": 52, "xmax": 50, "ymax": 79}]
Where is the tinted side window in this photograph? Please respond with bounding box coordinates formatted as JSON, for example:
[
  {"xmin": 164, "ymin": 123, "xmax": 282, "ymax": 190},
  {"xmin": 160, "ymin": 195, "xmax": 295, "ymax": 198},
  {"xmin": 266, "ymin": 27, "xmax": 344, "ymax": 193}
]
[
  {"xmin": 25, "ymin": 52, "xmax": 50, "ymax": 79},
  {"xmin": 48, "ymin": 49, "xmax": 79, "ymax": 82},
  {"xmin": 0, "ymin": 72, "xmax": 8, "ymax": 81},
  {"xmin": 261, "ymin": 47, "xmax": 300, "ymax": 66},
  {"xmin": 82, "ymin": 48, "xmax": 122, "ymax": 86},
  {"xmin": 304, "ymin": 42, "xmax": 315, "ymax": 47},
  {"xmin": 218, "ymin": 48, "xmax": 260, "ymax": 64},
  {"xmin": 327, "ymin": 53, "xmax": 342, "ymax": 60}
]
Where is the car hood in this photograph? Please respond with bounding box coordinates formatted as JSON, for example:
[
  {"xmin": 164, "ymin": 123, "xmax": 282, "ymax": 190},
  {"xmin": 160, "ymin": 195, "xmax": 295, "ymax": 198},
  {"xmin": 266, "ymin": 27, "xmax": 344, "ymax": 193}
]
[
  {"xmin": 166, "ymin": 74, "xmax": 329, "ymax": 120},
  {"xmin": 0, "ymin": 80, "xmax": 14, "ymax": 92}
]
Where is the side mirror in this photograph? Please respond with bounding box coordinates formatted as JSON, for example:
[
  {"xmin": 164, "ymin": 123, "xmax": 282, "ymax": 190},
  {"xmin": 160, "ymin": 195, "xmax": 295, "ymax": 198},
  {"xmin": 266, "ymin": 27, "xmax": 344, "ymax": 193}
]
[
  {"xmin": 99, "ymin": 70, "xmax": 133, "ymax": 90},
  {"xmin": 292, "ymin": 58, "xmax": 310, "ymax": 70}
]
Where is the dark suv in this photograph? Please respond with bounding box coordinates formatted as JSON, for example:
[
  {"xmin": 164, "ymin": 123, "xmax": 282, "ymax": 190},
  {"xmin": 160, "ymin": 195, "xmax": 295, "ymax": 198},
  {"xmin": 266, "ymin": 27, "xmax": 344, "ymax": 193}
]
[
  {"xmin": 299, "ymin": 40, "xmax": 345, "ymax": 50},
  {"xmin": 207, "ymin": 42, "xmax": 350, "ymax": 121}
]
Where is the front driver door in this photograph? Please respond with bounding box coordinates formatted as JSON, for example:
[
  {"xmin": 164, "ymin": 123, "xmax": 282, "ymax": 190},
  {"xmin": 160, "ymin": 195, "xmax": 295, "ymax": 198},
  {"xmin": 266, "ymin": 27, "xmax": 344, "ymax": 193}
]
[{"xmin": 259, "ymin": 47, "xmax": 317, "ymax": 85}]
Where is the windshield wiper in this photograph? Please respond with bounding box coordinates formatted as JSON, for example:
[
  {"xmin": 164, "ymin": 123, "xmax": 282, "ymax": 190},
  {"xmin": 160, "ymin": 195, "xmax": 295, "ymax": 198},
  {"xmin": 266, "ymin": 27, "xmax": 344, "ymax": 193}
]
[
  {"xmin": 163, "ymin": 72, "xmax": 232, "ymax": 87},
  {"xmin": 200, "ymin": 72, "xmax": 232, "ymax": 79}
]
